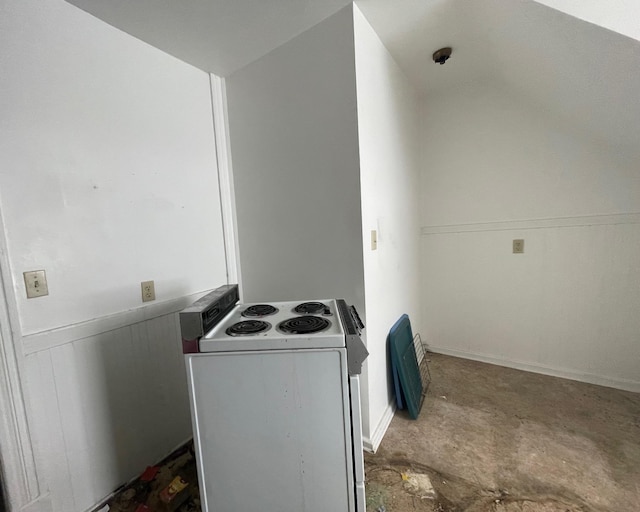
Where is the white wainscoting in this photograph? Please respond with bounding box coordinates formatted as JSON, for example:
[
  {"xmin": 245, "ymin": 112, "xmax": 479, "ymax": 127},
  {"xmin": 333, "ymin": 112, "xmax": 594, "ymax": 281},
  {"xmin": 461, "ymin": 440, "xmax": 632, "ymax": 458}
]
[
  {"xmin": 20, "ymin": 496, "xmax": 52, "ymax": 512},
  {"xmin": 23, "ymin": 307, "xmax": 196, "ymax": 512},
  {"xmin": 420, "ymin": 215, "xmax": 640, "ymax": 393}
]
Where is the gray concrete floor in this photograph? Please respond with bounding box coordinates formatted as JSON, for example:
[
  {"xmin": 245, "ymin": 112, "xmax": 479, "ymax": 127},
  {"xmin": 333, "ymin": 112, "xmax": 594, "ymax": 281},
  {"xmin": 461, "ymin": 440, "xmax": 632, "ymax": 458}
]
[{"xmin": 366, "ymin": 353, "xmax": 640, "ymax": 512}]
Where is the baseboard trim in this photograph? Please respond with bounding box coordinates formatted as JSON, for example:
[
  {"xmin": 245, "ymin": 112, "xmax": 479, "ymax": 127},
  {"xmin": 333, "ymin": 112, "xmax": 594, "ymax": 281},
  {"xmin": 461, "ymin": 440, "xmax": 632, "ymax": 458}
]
[
  {"xmin": 429, "ymin": 346, "xmax": 640, "ymax": 393},
  {"xmin": 363, "ymin": 401, "xmax": 396, "ymax": 453},
  {"xmin": 23, "ymin": 291, "xmax": 211, "ymax": 355}
]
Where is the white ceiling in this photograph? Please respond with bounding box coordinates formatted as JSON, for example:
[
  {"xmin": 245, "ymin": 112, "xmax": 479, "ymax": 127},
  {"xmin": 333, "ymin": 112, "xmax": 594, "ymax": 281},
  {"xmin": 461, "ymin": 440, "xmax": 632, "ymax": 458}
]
[
  {"xmin": 64, "ymin": 0, "xmax": 353, "ymax": 76},
  {"xmin": 356, "ymin": 0, "xmax": 640, "ymax": 154},
  {"xmin": 64, "ymin": 0, "xmax": 640, "ymax": 155}
]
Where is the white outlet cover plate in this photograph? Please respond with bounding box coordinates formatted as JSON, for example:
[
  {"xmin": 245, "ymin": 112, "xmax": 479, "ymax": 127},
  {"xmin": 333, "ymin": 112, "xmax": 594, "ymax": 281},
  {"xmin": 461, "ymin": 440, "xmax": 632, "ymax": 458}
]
[
  {"xmin": 513, "ymin": 239, "xmax": 525, "ymax": 254},
  {"xmin": 141, "ymin": 280, "xmax": 156, "ymax": 302}
]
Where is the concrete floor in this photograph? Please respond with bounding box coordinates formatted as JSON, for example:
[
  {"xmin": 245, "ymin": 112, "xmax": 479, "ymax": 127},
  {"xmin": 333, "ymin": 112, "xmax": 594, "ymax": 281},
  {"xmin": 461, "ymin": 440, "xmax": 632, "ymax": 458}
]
[{"xmin": 366, "ymin": 353, "xmax": 640, "ymax": 512}]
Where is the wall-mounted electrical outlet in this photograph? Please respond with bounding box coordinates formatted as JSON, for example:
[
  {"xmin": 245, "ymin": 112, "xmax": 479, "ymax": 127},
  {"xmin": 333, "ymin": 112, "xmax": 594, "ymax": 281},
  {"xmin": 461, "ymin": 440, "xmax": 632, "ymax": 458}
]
[
  {"xmin": 513, "ymin": 239, "xmax": 525, "ymax": 254},
  {"xmin": 23, "ymin": 270, "xmax": 49, "ymax": 298},
  {"xmin": 141, "ymin": 280, "xmax": 155, "ymax": 302}
]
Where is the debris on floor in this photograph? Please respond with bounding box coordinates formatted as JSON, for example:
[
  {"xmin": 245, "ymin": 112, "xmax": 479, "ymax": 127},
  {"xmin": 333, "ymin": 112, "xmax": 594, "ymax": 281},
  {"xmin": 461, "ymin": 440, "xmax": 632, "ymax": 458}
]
[
  {"xmin": 105, "ymin": 443, "xmax": 200, "ymax": 512},
  {"xmin": 365, "ymin": 462, "xmax": 438, "ymax": 511},
  {"xmin": 364, "ymin": 453, "xmax": 589, "ymax": 511},
  {"xmin": 159, "ymin": 476, "xmax": 190, "ymax": 511},
  {"xmin": 401, "ymin": 472, "xmax": 436, "ymax": 500}
]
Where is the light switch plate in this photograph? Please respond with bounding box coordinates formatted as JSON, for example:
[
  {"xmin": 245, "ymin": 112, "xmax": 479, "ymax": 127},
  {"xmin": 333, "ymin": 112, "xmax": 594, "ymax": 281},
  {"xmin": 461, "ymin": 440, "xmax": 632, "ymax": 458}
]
[{"xmin": 24, "ymin": 270, "xmax": 48, "ymax": 298}]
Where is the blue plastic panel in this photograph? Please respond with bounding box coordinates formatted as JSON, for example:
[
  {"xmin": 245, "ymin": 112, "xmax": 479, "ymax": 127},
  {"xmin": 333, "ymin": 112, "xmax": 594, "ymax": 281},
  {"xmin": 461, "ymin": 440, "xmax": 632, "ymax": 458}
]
[{"xmin": 388, "ymin": 314, "xmax": 422, "ymax": 420}]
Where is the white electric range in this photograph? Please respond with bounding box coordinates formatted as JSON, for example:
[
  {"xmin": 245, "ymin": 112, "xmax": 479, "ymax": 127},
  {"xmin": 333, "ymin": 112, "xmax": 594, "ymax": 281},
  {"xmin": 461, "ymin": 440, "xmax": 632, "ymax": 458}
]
[{"xmin": 180, "ymin": 284, "xmax": 368, "ymax": 512}]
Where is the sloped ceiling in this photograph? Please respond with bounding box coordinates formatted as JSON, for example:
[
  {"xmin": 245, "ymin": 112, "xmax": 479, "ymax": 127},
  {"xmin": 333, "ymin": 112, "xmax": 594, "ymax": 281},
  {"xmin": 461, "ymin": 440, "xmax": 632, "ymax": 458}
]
[
  {"xmin": 356, "ymin": 0, "xmax": 640, "ymax": 156},
  {"xmin": 63, "ymin": 0, "xmax": 352, "ymax": 76},
  {"xmin": 64, "ymin": 0, "xmax": 640, "ymax": 155}
]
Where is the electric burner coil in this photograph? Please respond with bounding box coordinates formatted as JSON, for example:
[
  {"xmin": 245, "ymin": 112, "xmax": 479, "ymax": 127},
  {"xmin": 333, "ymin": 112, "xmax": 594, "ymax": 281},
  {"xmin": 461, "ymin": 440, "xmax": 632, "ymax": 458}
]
[
  {"xmin": 226, "ymin": 320, "xmax": 271, "ymax": 336},
  {"xmin": 278, "ymin": 315, "xmax": 330, "ymax": 335},
  {"xmin": 241, "ymin": 304, "xmax": 278, "ymax": 317},
  {"xmin": 294, "ymin": 302, "xmax": 330, "ymax": 315}
]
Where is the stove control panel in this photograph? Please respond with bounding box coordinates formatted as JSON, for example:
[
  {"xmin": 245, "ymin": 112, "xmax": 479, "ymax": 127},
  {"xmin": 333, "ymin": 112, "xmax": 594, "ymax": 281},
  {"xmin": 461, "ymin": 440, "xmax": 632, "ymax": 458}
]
[
  {"xmin": 337, "ymin": 299, "xmax": 368, "ymax": 375},
  {"xmin": 180, "ymin": 284, "xmax": 239, "ymax": 353}
]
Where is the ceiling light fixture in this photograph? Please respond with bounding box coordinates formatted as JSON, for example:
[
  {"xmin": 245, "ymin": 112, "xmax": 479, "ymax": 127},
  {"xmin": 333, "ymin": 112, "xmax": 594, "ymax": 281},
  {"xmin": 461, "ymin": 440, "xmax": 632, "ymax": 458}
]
[{"xmin": 433, "ymin": 47, "xmax": 452, "ymax": 65}]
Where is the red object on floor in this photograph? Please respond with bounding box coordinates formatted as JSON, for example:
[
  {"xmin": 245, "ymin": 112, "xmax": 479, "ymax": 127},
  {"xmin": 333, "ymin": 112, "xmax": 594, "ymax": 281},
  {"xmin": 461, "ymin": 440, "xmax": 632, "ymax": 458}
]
[
  {"xmin": 140, "ymin": 466, "xmax": 160, "ymax": 482},
  {"xmin": 134, "ymin": 505, "xmax": 150, "ymax": 512}
]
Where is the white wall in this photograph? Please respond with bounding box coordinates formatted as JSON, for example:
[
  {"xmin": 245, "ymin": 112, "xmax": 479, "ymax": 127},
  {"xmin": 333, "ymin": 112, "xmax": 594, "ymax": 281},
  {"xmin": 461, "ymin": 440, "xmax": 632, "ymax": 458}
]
[
  {"xmin": 225, "ymin": 6, "xmax": 365, "ymax": 313},
  {"xmin": 420, "ymin": 84, "xmax": 640, "ymax": 392},
  {"xmin": 353, "ymin": 6, "xmax": 422, "ymax": 449},
  {"xmin": 0, "ymin": 1, "xmax": 227, "ymax": 510},
  {"xmin": 0, "ymin": 0, "xmax": 226, "ymax": 336}
]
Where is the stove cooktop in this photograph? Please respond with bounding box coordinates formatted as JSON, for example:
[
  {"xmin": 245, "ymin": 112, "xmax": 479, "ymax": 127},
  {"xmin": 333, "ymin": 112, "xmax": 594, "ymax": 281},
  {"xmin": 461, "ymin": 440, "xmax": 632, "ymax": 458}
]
[
  {"xmin": 199, "ymin": 299, "xmax": 345, "ymax": 353},
  {"xmin": 180, "ymin": 284, "xmax": 368, "ymax": 374}
]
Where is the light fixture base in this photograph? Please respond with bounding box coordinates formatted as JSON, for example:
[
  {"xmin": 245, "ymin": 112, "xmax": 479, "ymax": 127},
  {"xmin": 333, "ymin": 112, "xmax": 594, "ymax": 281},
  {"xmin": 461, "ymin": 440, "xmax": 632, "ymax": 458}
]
[{"xmin": 433, "ymin": 47, "xmax": 452, "ymax": 65}]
